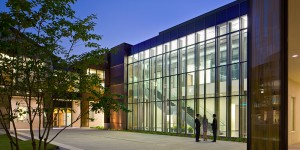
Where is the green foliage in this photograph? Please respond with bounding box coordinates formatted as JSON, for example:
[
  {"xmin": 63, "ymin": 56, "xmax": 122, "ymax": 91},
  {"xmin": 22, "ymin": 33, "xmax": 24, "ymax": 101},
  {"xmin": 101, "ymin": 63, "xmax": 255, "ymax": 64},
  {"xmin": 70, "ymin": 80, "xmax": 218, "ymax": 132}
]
[
  {"xmin": 0, "ymin": 0, "xmax": 128, "ymax": 150},
  {"xmin": 188, "ymin": 127, "xmax": 193, "ymax": 133}
]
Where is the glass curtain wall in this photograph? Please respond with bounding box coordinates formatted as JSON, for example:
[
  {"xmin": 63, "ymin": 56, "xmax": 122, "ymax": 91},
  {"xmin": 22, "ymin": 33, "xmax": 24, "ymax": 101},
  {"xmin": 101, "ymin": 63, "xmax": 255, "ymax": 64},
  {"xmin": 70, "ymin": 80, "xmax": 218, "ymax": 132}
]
[{"xmin": 127, "ymin": 16, "xmax": 248, "ymax": 138}]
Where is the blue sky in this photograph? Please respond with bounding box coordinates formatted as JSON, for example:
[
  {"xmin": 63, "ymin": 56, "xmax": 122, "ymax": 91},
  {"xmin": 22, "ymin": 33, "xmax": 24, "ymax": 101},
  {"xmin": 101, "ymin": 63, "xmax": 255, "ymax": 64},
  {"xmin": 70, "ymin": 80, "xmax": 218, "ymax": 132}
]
[{"xmin": 1, "ymin": 0, "xmax": 234, "ymax": 53}]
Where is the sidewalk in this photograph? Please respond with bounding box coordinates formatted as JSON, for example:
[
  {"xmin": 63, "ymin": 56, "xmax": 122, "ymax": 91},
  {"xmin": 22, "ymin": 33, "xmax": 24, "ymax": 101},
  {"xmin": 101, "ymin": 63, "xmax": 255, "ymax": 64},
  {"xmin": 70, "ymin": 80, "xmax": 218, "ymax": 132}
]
[{"xmin": 18, "ymin": 129, "xmax": 246, "ymax": 150}]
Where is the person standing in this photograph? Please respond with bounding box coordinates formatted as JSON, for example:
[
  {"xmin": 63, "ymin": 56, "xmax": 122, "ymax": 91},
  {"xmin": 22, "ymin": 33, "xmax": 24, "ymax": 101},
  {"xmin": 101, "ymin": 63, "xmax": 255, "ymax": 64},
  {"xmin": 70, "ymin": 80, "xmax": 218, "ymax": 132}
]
[
  {"xmin": 202, "ymin": 115, "xmax": 208, "ymax": 141},
  {"xmin": 195, "ymin": 114, "xmax": 201, "ymax": 142},
  {"xmin": 211, "ymin": 114, "xmax": 217, "ymax": 142}
]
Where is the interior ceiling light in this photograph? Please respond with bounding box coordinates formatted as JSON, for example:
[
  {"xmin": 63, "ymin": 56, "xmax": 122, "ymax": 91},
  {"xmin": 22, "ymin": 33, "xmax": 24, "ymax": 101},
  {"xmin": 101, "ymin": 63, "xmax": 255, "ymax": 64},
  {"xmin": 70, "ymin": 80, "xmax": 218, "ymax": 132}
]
[{"xmin": 292, "ymin": 55, "xmax": 298, "ymax": 58}]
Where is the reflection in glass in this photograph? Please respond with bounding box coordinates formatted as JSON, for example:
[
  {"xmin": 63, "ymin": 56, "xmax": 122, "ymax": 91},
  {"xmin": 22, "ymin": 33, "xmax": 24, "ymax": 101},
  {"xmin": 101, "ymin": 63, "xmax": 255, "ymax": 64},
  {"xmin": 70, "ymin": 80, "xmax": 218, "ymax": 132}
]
[
  {"xmin": 187, "ymin": 46, "xmax": 195, "ymax": 72},
  {"xmin": 219, "ymin": 97, "xmax": 227, "ymax": 136},
  {"xmin": 218, "ymin": 36, "xmax": 227, "ymax": 66},
  {"xmin": 231, "ymin": 96, "xmax": 239, "ymax": 137},
  {"xmin": 231, "ymin": 32, "xmax": 240, "ymax": 63},
  {"xmin": 206, "ymin": 39, "xmax": 215, "ymax": 68}
]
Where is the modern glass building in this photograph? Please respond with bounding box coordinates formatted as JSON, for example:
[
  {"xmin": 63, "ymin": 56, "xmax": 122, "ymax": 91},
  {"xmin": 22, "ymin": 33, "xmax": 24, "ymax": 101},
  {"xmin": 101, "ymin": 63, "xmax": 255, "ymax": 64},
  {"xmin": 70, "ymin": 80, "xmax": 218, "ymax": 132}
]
[
  {"xmin": 109, "ymin": 0, "xmax": 300, "ymax": 149},
  {"xmin": 127, "ymin": 15, "xmax": 248, "ymax": 138}
]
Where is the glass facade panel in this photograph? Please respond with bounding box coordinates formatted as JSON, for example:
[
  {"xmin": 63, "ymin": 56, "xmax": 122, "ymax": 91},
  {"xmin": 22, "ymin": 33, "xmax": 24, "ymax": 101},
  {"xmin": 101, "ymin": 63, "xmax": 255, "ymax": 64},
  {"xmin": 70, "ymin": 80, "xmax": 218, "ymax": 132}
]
[
  {"xmin": 133, "ymin": 63, "xmax": 138, "ymax": 82},
  {"xmin": 219, "ymin": 66, "xmax": 227, "ymax": 96},
  {"xmin": 156, "ymin": 55, "xmax": 163, "ymax": 78},
  {"xmin": 206, "ymin": 26, "xmax": 215, "ymax": 40},
  {"xmin": 186, "ymin": 100, "xmax": 194, "ymax": 134},
  {"xmin": 144, "ymin": 102, "xmax": 150, "ymax": 131},
  {"xmin": 187, "ymin": 72, "xmax": 195, "ymax": 99},
  {"xmin": 179, "ymin": 37, "xmax": 186, "ymax": 48},
  {"xmin": 231, "ymin": 32, "xmax": 240, "ymax": 63},
  {"xmin": 187, "ymin": 46, "xmax": 195, "ymax": 72},
  {"xmin": 219, "ymin": 97, "xmax": 227, "ymax": 136},
  {"xmin": 218, "ymin": 23, "xmax": 227, "ymax": 36},
  {"xmin": 144, "ymin": 59, "xmax": 150, "ymax": 80},
  {"xmin": 170, "ymin": 75, "xmax": 178, "ymax": 100},
  {"xmin": 170, "ymin": 101, "xmax": 177, "ymax": 133},
  {"xmin": 128, "ymin": 104, "xmax": 132, "ymax": 129},
  {"xmin": 231, "ymin": 64, "xmax": 240, "ymax": 95},
  {"xmin": 218, "ymin": 36, "xmax": 227, "ymax": 66},
  {"xmin": 187, "ymin": 33, "xmax": 195, "ymax": 46},
  {"xmin": 163, "ymin": 53, "xmax": 170, "ymax": 76},
  {"xmin": 127, "ymin": 16, "xmax": 247, "ymax": 138},
  {"xmin": 171, "ymin": 40, "xmax": 177, "ymax": 51},
  {"xmin": 128, "ymin": 64, "xmax": 133, "ymax": 83},
  {"xmin": 196, "ymin": 30, "xmax": 205, "ymax": 42},
  {"xmin": 180, "ymin": 48, "xmax": 186, "ymax": 73},
  {"xmin": 231, "ymin": 96, "xmax": 239, "ymax": 137},
  {"xmin": 156, "ymin": 102, "xmax": 162, "ymax": 131},
  {"xmin": 197, "ymin": 42, "xmax": 205, "ymax": 70},
  {"xmin": 170, "ymin": 51, "xmax": 178, "ymax": 75},
  {"xmin": 206, "ymin": 39, "xmax": 215, "ymax": 68},
  {"xmin": 157, "ymin": 45, "xmax": 163, "ymax": 55},
  {"xmin": 241, "ymin": 29, "xmax": 247, "ymax": 62},
  {"xmin": 229, "ymin": 18, "xmax": 239, "ymax": 32},
  {"xmin": 206, "ymin": 68, "xmax": 215, "ymax": 97},
  {"xmin": 150, "ymin": 57, "xmax": 156, "ymax": 79}
]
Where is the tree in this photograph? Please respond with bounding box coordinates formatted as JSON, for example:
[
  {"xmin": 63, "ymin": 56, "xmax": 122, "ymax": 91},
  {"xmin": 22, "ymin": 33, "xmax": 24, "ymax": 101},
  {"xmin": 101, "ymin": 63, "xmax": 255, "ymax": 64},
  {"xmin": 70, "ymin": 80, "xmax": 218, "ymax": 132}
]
[{"xmin": 0, "ymin": 0, "xmax": 128, "ymax": 150}]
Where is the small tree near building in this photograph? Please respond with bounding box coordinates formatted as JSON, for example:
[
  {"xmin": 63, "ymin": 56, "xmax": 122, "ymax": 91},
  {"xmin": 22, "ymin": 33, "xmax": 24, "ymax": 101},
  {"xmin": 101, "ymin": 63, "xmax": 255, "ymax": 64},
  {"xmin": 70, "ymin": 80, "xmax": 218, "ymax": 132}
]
[{"xmin": 0, "ymin": 0, "xmax": 129, "ymax": 150}]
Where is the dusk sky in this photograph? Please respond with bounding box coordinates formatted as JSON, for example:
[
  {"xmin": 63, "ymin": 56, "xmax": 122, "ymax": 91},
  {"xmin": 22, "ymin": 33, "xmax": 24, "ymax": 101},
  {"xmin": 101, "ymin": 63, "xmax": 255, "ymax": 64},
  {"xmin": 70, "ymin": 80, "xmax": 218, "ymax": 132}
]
[{"xmin": 1, "ymin": 0, "xmax": 235, "ymax": 53}]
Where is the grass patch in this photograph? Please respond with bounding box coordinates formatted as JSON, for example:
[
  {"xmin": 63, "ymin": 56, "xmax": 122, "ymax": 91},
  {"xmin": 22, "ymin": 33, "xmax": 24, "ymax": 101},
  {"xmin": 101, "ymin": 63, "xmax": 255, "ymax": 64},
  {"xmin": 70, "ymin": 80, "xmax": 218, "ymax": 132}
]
[{"xmin": 0, "ymin": 135, "xmax": 58, "ymax": 150}]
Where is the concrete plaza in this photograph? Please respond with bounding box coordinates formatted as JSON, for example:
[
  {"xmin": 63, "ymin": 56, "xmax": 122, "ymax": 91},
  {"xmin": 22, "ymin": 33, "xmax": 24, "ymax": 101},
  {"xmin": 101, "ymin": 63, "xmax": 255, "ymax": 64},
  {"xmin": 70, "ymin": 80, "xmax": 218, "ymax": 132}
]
[{"xmin": 16, "ymin": 128, "xmax": 246, "ymax": 150}]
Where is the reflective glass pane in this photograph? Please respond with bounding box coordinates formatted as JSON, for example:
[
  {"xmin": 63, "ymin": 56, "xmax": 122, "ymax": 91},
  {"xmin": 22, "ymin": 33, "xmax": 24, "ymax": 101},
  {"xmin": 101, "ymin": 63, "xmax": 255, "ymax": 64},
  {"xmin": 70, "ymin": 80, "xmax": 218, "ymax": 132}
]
[
  {"xmin": 156, "ymin": 55, "xmax": 163, "ymax": 78},
  {"xmin": 150, "ymin": 48, "xmax": 156, "ymax": 57},
  {"xmin": 163, "ymin": 77, "xmax": 170, "ymax": 101},
  {"xmin": 231, "ymin": 64, "xmax": 240, "ymax": 95},
  {"xmin": 218, "ymin": 23, "xmax": 227, "ymax": 36},
  {"xmin": 180, "ymin": 74, "xmax": 186, "ymax": 99},
  {"xmin": 219, "ymin": 97, "xmax": 227, "ymax": 136},
  {"xmin": 241, "ymin": 30, "xmax": 247, "ymax": 62},
  {"xmin": 138, "ymin": 61, "xmax": 143, "ymax": 81},
  {"xmin": 219, "ymin": 66, "xmax": 227, "ymax": 96},
  {"xmin": 144, "ymin": 50, "xmax": 150, "ymax": 59},
  {"xmin": 133, "ymin": 103, "xmax": 138, "ymax": 130},
  {"xmin": 197, "ymin": 42, "xmax": 205, "ymax": 70},
  {"xmin": 133, "ymin": 83, "xmax": 138, "ymax": 103},
  {"xmin": 128, "ymin": 104, "xmax": 132, "ymax": 129},
  {"xmin": 128, "ymin": 55, "xmax": 133, "ymax": 64},
  {"xmin": 197, "ymin": 30, "xmax": 205, "ymax": 42},
  {"xmin": 128, "ymin": 84, "xmax": 133, "ymax": 103},
  {"xmin": 180, "ymin": 48, "xmax": 186, "ymax": 73},
  {"xmin": 138, "ymin": 102, "xmax": 143, "ymax": 130},
  {"xmin": 180, "ymin": 100, "xmax": 186, "ymax": 133},
  {"xmin": 144, "ymin": 81, "xmax": 150, "ymax": 102},
  {"xmin": 187, "ymin": 33, "xmax": 195, "ymax": 46},
  {"xmin": 199, "ymin": 70, "xmax": 205, "ymax": 98},
  {"xmin": 231, "ymin": 96, "xmax": 239, "ymax": 137},
  {"xmin": 170, "ymin": 101, "xmax": 177, "ymax": 133},
  {"xmin": 156, "ymin": 78, "xmax": 162, "ymax": 101},
  {"xmin": 170, "ymin": 51, "xmax": 178, "ymax": 75},
  {"xmin": 171, "ymin": 40, "xmax": 177, "ymax": 51},
  {"xmin": 229, "ymin": 18, "xmax": 240, "ymax": 32},
  {"xmin": 206, "ymin": 27, "xmax": 215, "ymax": 40},
  {"xmin": 144, "ymin": 102, "xmax": 150, "ymax": 131},
  {"xmin": 179, "ymin": 37, "xmax": 186, "ymax": 48},
  {"xmin": 157, "ymin": 45, "xmax": 163, "ymax": 55},
  {"xmin": 128, "ymin": 64, "xmax": 133, "ymax": 83},
  {"xmin": 163, "ymin": 53, "xmax": 170, "ymax": 76},
  {"xmin": 144, "ymin": 59, "xmax": 150, "ymax": 80},
  {"xmin": 187, "ymin": 46, "xmax": 195, "ymax": 72},
  {"xmin": 163, "ymin": 101, "xmax": 170, "ymax": 132},
  {"xmin": 156, "ymin": 102, "xmax": 162, "ymax": 131},
  {"xmin": 231, "ymin": 32, "xmax": 240, "ymax": 63},
  {"xmin": 206, "ymin": 39, "xmax": 215, "ymax": 68},
  {"xmin": 218, "ymin": 36, "xmax": 227, "ymax": 66},
  {"xmin": 133, "ymin": 54, "xmax": 138, "ymax": 62},
  {"xmin": 170, "ymin": 76, "xmax": 178, "ymax": 100},
  {"xmin": 186, "ymin": 100, "xmax": 194, "ymax": 134},
  {"xmin": 139, "ymin": 51, "xmax": 144, "ymax": 60},
  {"xmin": 206, "ymin": 68, "xmax": 215, "ymax": 97},
  {"xmin": 187, "ymin": 72, "xmax": 195, "ymax": 99},
  {"xmin": 206, "ymin": 98, "xmax": 215, "ymax": 135},
  {"xmin": 241, "ymin": 15, "xmax": 248, "ymax": 29},
  {"xmin": 138, "ymin": 82, "xmax": 143, "ymax": 103},
  {"xmin": 164, "ymin": 43, "xmax": 170, "ymax": 53},
  {"xmin": 133, "ymin": 63, "xmax": 138, "ymax": 82},
  {"xmin": 150, "ymin": 57, "xmax": 156, "ymax": 79}
]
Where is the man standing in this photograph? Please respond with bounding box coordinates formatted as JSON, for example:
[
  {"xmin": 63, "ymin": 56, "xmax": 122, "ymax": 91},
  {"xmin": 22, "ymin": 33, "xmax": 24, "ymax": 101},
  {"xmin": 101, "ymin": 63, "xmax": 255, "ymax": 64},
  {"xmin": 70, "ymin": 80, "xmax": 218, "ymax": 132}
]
[
  {"xmin": 211, "ymin": 114, "xmax": 217, "ymax": 142},
  {"xmin": 195, "ymin": 114, "xmax": 201, "ymax": 142}
]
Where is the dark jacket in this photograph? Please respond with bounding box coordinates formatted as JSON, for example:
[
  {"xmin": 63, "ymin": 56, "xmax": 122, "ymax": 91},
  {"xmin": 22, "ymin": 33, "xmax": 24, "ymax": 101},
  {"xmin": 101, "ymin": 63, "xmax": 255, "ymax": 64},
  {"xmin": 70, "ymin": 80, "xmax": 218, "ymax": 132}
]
[
  {"xmin": 195, "ymin": 118, "xmax": 201, "ymax": 131},
  {"xmin": 212, "ymin": 118, "xmax": 217, "ymax": 131}
]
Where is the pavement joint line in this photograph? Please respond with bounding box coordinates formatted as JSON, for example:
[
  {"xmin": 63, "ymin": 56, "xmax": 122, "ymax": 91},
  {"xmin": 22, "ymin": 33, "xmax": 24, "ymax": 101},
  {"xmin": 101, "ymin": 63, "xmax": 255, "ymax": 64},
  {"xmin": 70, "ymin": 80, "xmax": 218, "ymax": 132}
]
[
  {"xmin": 17, "ymin": 131, "xmax": 84, "ymax": 150},
  {"xmin": 102, "ymin": 136, "xmax": 156, "ymax": 144}
]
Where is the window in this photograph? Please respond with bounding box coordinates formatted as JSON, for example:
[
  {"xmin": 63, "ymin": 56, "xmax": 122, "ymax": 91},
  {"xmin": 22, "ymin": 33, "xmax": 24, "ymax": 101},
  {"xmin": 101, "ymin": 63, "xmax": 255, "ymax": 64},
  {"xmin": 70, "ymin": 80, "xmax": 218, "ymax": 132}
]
[{"xmin": 206, "ymin": 27, "xmax": 215, "ymax": 40}]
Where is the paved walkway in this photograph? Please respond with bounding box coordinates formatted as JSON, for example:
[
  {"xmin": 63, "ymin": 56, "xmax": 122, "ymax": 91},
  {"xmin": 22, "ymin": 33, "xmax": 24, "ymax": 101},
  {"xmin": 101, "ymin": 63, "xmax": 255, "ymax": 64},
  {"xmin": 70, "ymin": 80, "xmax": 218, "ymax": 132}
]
[{"xmin": 18, "ymin": 129, "xmax": 246, "ymax": 150}]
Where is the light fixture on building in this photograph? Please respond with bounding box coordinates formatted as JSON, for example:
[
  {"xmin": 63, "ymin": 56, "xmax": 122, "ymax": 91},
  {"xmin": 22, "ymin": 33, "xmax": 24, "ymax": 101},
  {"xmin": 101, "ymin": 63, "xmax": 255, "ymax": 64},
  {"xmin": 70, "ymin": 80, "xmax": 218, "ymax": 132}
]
[{"xmin": 292, "ymin": 54, "xmax": 298, "ymax": 58}]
